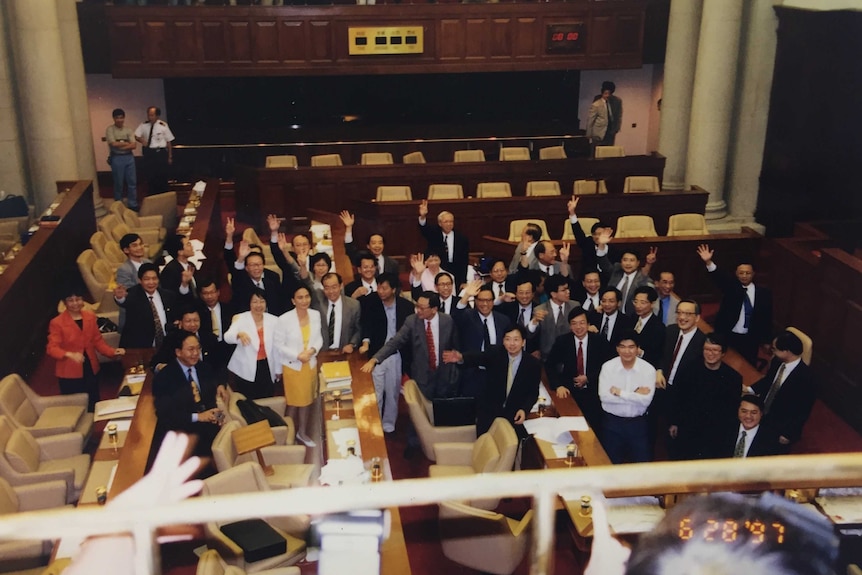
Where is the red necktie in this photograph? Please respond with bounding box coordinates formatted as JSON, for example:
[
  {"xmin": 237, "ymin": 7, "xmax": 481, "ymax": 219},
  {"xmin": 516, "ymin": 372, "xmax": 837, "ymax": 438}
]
[
  {"xmin": 576, "ymin": 340, "xmax": 584, "ymax": 377},
  {"xmin": 671, "ymin": 334, "xmax": 683, "ymax": 368},
  {"xmin": 426, "ymin": 320, "xmax": 436, "ymax": 370}
]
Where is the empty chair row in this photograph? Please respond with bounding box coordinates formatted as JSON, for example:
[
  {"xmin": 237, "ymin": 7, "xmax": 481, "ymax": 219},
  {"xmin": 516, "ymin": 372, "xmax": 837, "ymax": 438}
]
[{"xmin": 507, "ymin": 213, "xmax": 710, "ymax": 242}]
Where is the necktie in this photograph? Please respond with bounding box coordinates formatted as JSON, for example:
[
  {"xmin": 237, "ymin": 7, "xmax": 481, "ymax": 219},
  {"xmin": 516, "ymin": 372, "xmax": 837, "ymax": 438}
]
[
  {"xmin": 764, "ymin": 363, "xmax": 786, "ymax": 414},
  {"xmin": 671, "ymin": 334, "xmax": 684, "ymax": 369},
  {"xmin": 733, "ymin": 430, "xmax": 747, "ymax": 458},
  {"xmin": 659, "ymin": 298, "xmax": 666, "ymax": 324},
  {"xmin": 147, "ymin": 122, "xmax": 154, "ymax": 148},
  {"xmin": 149, "ymin": 296, "xmax": 164, "ymax": 348},
  {"xmin": 620, "ymin": 275, "xmax": 631, "ymax": 309},
  {"xmin": 556, "ymin": 305, "xmax": 565, "ymax": 328},
  {"xmin": 440, "ymin": 300, "xmax": 446, "ymax": 314},
  {"xmin": 587, "ymin": 297, "xmax": 595, "ymax": 313},
  {"xmin": 506, "ymin": 356, "xmax": 515, "ymax": 397},
  {"xmin": 576, "ymin": 340, "xmax": 584, "ymax": 377},
  {"xmin": 255, "ymin": 280, "xmax": 263, "ymax": 289},
  {"xmin": 742, "ymin": 287, "xmax": 753, "ymax": 330},
  {"xmin": 187, "ymin": 368, "xmax": 202, "ymax": 407},
  {"xmin": 211, "ymin": 308, "xmax": 220, "ymax": 339},
  {"xmin": 482, "ymin": 318, "xmax": 491, "ymax": 351},
  {"xmin": 635, "ymin": 317, "xmax": 643, "ymax": 334},
  {"xmin": 600, "ymin": 316, "xmax": 609, "ymax": 340},
  {"xmin": 606, "ymin": 100, "xmax": 613, "ymax": 123},
  {"xmin": 376, "ymin": 257, "xmax": 382, "ymax": 275},
  {"xmin": 443, "ymin": 234, "xmax": 451, "ymax": 262},
  {"xmin": 498, "ymin": 283, "xmax": 505, "ymax": 297},
  {"xmin": 426, "ymin": 320, "xmax": 436, "ymax": 370},
  {"xmin": 328, "ymin": 303, "xmax": 336, "ymax": 347},
  {"xmin": 517, "ymin": 307, "xmax": 525, "ymax": 327}
]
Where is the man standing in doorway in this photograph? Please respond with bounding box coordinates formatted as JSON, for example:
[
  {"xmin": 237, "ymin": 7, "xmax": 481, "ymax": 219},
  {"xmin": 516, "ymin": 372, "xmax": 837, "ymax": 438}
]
[
  {"xmin": 135, "ymin": 106, "xmax": 175, "ymax": 196},
  {"xmin": 586, "ymin": 81, "xmax": 623, "ymax": 146},
  {"xmin": 106, "ymin": 108, "xmax": 138, "ymax": 211}
]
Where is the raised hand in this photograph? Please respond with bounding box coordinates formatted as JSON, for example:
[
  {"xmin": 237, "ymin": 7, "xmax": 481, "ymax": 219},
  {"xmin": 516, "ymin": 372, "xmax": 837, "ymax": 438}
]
[
  {"xmin": 410, "ymin": 253, "xmax": 426, "ymax": 276},
  {"xmin": 180, "ymin": 266, "xmax": 194, "ymax": 286},
  {"xmin": 225, "ymin": 217, "xmax": 235, "ymax": 239},
  {"xmin": 645, "ymin": 246, "xmax": 658, "ymax": 265},
  {"xmin": 559, "ymin": 242, "xmax": 571, "ymax": 261},
  {"xmin": 463, "ymin": 278, "xmax": 484, "ymax": 298},
  {"xmin": 338, "ymin": 210, "xmax": 355, "ymax": 229},
  {"xmin": 237, "ymin": 240, "xmax": 251, "ymax": 261},
  {"xmin": 567, "ymin": 195, "xmax": 580, "ymax": 216},
  {"xmin": 696, "ymin": 243, "xmax": 714, "ymax": 264},
  {"xmin": 277, "ymin": 232, "xmax": 290, "ymax": 253},
  {"xmin": 418, "ymin": 199, "xmax": 429, "ymax": 218},
  {"xmin": 596, "ymin": 228, "xmax": 613, "ymax": 247},
  {"xmin": 267, "ymin": 213, "xmax": 281, "ymax": 233}
]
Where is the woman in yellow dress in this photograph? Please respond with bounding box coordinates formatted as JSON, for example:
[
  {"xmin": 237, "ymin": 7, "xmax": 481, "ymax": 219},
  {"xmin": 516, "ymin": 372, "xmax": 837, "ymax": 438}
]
[{"xmin": 275, "ymin": 285, "xmax": 322, "ymax": 447}]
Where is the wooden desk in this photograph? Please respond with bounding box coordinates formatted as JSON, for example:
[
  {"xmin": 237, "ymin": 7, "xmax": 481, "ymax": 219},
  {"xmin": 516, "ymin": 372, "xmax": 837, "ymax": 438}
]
[
  {"xmin": 235, "ymin": 153, "xmax": 668, "ymax": 225},
  {"xmin": 318, "ymin": 351, "xmax": 411, "ymax": 575}
]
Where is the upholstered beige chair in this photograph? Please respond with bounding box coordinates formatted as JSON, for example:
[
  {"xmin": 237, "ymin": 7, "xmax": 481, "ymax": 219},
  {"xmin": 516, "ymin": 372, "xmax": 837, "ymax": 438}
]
[
  {"xmin": 196, "ymin": 549, "xmax": 300, "ymax": 575},
  {"xmin": 0, "ymin": 417, "xmax": 90, "ymax": 504},
  {"xmin": 594, "ymin": 145, "xmax": 625, "ymax": 158},
  {"xmin": 525, "ymin": 181, "xmax": 561, "ymax": 197},
  {"xmin": 427, "ymin": 184, "xmax": 464, "ymax": 200},
  {"xmin": 561, "ymin": 217, "xmax": 599, "ymax": 241},
  {"xmin": 0, "ymin": 477, "xmax": 69, "ymax": 569},
  {"xmin": 360, "ymin": 152, "xmax": 393, "ymax": 165},
  {"xmin": 226, "ymin": 393, "xmax": 296, "ymax": 446},
  {"xmin": 0, "ymin": 375, "xmax": 92, "ymax": 443},
  {"xmin": 666, "ymin": 213, "xmax": 709, "ymax": 236},
  {"xmin": 109, "ymin": 201, "xmax": 166, "ymax": 241},
  {"xmin": 507, "ymin": 219, "xmax": 549, "ymax": 242},
  {"xmin": 402, "ymin": 151, "xmax": 426, "ymax": 164},
  {"xmin": 499, "ymin": 147, "xmax": 530, "ymax": 161},
  {"xmin": 623, "ymin": 175, "xmax": 660, "ymax": 193},
  {"xmin": 616, "ymin": 215, "xmax": 658, "ymax": 238},
  {"xmin": 89, "ymin": 231, "xmax": 125, "ymax": 268},
  {"xmin": 453, "ymin": 149, "xmax": 485, "ymax": 163},
  {"xmin": 310, "ymin": 154, "xmax": 342, "ymax": 167},
  {"xmin": 786, "ymin": 327, "xmax": 813, "ymax": 365},
  {"xmin": 211, "ymin": 421, "xmax": 313, "ymax": 489},
  {"xmin": 139, "ymin": 191, "xmax": 178, "ymax": 231},
  {"xmin": 201, "ymin": 462, "xmax": 308, "ymax": 573},
  {"xmin": 265, "ymin": 155, "xmax": 298, "ymax": 169},
  {"xmin": 476, "ymin": 182, "xmax": 512, "ymax": 199},
  {"xmin": 403, "ymin": 380, "xmax": 475, "ymax": 462},
  {"xmin": 75, "ymin": 250, "xmax": 121, "ymax": 332},
  {"xmin": 375, "ymin": 186, "xmax": 412, "ymax": 202},
  {"xmin": 100, "ymin": 216, "xmax": 161, "ymax": 258},
  {"xmin": 438, "ymin": 501, "xmax": 533, "ymax": 575},
  {"xmin": 538, "ymin": 145, "xmax": 566, "ymax": 160},
  {"xmin": 573, "ymin": 179, "xmax": 609, "ymax": 195}
]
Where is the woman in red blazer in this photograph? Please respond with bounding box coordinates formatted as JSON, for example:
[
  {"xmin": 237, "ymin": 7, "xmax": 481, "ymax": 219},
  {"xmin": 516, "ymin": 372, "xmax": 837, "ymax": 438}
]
[{"xmin": 47, "ymin": 286, "xmax": 125, "ymax": 411}]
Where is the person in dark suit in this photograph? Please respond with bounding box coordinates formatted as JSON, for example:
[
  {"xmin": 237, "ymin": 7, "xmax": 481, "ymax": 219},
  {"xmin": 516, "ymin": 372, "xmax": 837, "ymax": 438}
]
[
  {"xmin": 750, "ymin": 330, "xmax": 816, "ymax": 454},
  {"xmin": 571, "ymin": 269, "xmax": 603, "ymax": 319},
  {"xmin": 496, "ymin": 276, "xmax": 541, "ymax": 355},
  {"xmin": 362, "ymin": 290, "xmax": 460, "ymax": 401},
  {"xmin": 452, "ymin": 282, "xmax": 513, "ymax": 397},
  {"xmin": 358, "ymin": 273, "xmax": 415, "ymax": 433},
  {"xmin": 195, "ymin": 279, "xmax": 236, "ymax": 362},
  {"xmin": 159, "ymin": 233, "xmax": 198, "ymax": 297},
  {"xmin": 591, "ymin": 287, "xmax": 636, "ymax": 350},
  {"xmin": 485, "ymin": 258, "xmax": 519, "ymax": 299},
  {"xmin": 152, "ymin": 331, "xmax": 229, "ymax": 457},
  {"xmin": 599, "ymin": 248, "xmax": 656, "ymax": 316},
  {"xmin": 716, "ymin": 394, "xmax": 781, "ymax": 458},
  {"xmin": 528, "ymin": 274, "xmax": 574, "ymax": 360},
  {"xmin": 339, "ymin": 210, "xmax": 399, "ymax": 277},
  {"xmin": 654, "ymin": 299, "xmax": 707, "ymax": 459},
  {"xmin": 444, "ymin": 325, "xmax": 541, "ymax": 435},
  {"xmin": 224, "ymin": 217, "xmax": 289, "ymax": 316},
  {"xmin": 314, "ymin": 272, "xmax": 362, "ymax": 354},
  {"xmin": 545, "ymin": 306, "xmax": 610, "ymax": 434},
  {"xmin": 418, "ymin": 199, "xmax": 470, "ymax": 287},
  {"xmin": 345, "ymin": 251, "xmax": 379, "ymax": 299},
  {"xmin": 668, "ymin": 332, "xmax": 743, "ymax": 460},
  {"xmin": 697, "ymin": 244, "xmax": 773, "ymax": 367},
  {"xmin": 631, "ymin": 286, "xmax": 665, "ymax": 368},
  {"xmin": 265, "ymin": 216, "xmax": 315, "ymax": 296},
  {"xmin": 113, "ymin": 263, "xmax": 188, "ymax": 349},
  {"xmin": 523, "ymin": 240, "xmax": 572, "ymax": 279},
  {"xmin": 150, "ymin": 308, "xmax": 223, "ymax": 375},
  {"xmin": 567, "ymin": 196, "xmax": 619, "ymax": 274}
]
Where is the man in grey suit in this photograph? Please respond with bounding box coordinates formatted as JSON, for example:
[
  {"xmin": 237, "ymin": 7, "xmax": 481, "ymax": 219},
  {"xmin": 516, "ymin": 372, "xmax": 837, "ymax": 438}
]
[
  {"xmin": 339, "ymin": 210, "xmax": 399, "ymax": 277},
  {"xmin": 116, "ymin": 233, "xmax": 152, "ymax": 330},
  {"xmin": 519, "ymin": 240, "xmax": 572, "ymax": 279},
  {"xmin": 361, "ymin": 291, "xmax": 460, "ymax": 400},
  {"xmin": 315, "ymin": 272, "xmax": 362, "ymax": 354},
  {"xmin": 599, "ymin": 248, "xmax": 655, "ymax": 316},
  {"xmin": 653, "ymin": 271, "xmax": 680, "ymax": 326},
  {"xmin": 587, "ymin": 80, "xmax": 623, "ymax": 146},
  {"xmin": 528, "ymin": 274, "xmax": 572, "ymax": 360}
]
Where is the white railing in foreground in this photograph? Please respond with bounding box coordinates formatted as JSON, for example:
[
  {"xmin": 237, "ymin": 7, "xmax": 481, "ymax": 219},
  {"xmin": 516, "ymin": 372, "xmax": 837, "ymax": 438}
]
[{"xmin": 1, "ymin": 454, "xmax": 861, "ymax": 575}]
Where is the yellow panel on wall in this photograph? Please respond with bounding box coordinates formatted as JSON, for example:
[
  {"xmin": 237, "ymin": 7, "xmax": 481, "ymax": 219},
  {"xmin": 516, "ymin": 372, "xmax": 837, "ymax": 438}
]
[{"xmin": 348, "ymin": 26, "xmax": 424, "ymax": 55}]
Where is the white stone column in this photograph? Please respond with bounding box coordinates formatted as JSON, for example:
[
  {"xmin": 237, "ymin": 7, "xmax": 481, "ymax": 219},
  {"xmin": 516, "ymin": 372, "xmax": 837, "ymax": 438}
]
[
  {"xmin": 57, "ymin": 0, "xmax": 106, "ymax": 217},
  {"xmin": 6, "ymin": 0, "xmax": 78, "ymax": 213},
  {"xmin": 0, "ymin": 5, "xmax": 30, "ymax": 203},
  {"xmin": 657, "ymin": 0, "xmax": 703, "ymax": 190},
  {"xmin": 724, "ymin": 0, "xmax": 778, "ymax": 224},
  {"xmin": 684, "ymin": 0, "xmax": 745, "ymax": 219}
]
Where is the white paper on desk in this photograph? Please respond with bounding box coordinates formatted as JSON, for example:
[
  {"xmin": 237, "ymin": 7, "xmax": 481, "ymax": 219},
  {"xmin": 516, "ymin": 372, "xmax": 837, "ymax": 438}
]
[
  {"xmin": 605, "ymin": 497, "xmax": 666, "ymax": 534},
  {"xmin": 523, "ymin": 416, "xmax": 588, "ymax": 444},
  {"xmin": 331, "ymin": 427, "xmax": 362, "ymax": 458},
  {"xmin": 125, "ymin": 374, "xmax": 146, "ymax": 385},
  {"xmin": 106, "ymin": 419, "xmax": 132, "ymax": 432},
  {"xmin": 54, "ymin": 536, "xmax": 86, "ymax": 560},
  {"xmin": 530, "ymin": 385, "xmax": 553, "ymax": 413},
  {"xmin": 107, "ymin": 463, "xmax": 118, "ymax": 492},
  {"xmin": 319, "ymin": 457, "xmax": 368, "ymax": 486},
  {"xmin": 816, "ymin": 496, "xmax": 862, "ymax": 523},
  {"xmin": 95, "ymin": 396, "xmax": 138, "ymax": 418},
  {"xmin": 193, "ymin": 180, "xmax": 206, "ymax": 194}
]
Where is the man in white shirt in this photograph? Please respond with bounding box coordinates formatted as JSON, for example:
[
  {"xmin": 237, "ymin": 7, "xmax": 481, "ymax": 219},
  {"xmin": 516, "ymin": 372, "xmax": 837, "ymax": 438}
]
[
  {"xmin": 134, "ymin": 106, "xmax": 175, "ymax": 196},
  {"xmin": 345, "ymin": 253, "xmax": 379, "ymax": 299},
  {"xmin": 598, "ymin": 330, "xmax": 656, "ymax": 463}
]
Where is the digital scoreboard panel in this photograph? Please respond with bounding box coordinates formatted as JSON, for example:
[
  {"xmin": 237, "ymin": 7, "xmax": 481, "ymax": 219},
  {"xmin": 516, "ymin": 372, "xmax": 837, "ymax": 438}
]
[
  {"xmin": 545, "ymin": 23, "xmax": 586, "ymax": 54},
  {"xmin": 348, "ymin": 26, "xmax": 424, "ymax": 55}
]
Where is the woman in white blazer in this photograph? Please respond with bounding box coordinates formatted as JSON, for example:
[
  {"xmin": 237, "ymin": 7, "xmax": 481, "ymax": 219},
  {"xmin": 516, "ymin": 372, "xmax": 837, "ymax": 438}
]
[
  {"xmin": 275, "ymin": 285, "xmax": 322, "ymax": 447},
  {"xmin": 223, "ymin": 288, "xmax": 280, "ymax": 399}
]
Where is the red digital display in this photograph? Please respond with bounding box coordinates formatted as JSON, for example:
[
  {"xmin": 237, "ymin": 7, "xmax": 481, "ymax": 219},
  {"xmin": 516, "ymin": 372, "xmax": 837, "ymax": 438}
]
[{"xmin": 546, "ymin": 23, "xmax": 585, "ymax": 54}]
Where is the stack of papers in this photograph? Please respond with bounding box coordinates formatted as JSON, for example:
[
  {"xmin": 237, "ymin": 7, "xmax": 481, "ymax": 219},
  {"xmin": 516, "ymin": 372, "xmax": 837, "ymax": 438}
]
[
  {"xmin": 319, "ymin": 457, "xmax": 368, "ymax": 486},
  {"xmin": 94, "ymin": 396, "xmax": 139, "ymax": 422},
  {"xmin": 320, "ymin": 361, "xmax": 352, "ymax": 390},
  {"xmin": 331, "ymin": 426, "xmax": 362, "ymax": 459},
  {"xmin": 523, "ymin": 416, "xmax": 588, "ymax": 445}
]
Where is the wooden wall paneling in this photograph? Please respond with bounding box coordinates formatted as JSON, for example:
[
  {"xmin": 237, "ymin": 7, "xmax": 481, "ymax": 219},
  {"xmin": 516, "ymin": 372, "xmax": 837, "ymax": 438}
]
[
  {"xmin": 201, "ymin": 20, "xmax": 228, "ymax": 65},
  {"xmin": 490, "ymin": 18, "xmax": 513, "ymax": 60},
  {"xmin": 109, "ymin": 20, "xmax": 143, "ymax": 65},
  {"xmin": 615, "ymin": 11, "xmax": 644, "ymax": 58},
  {"xmin": 588, "ymin": 14, "xmax": 615, "ymax": 58},
  {"xmin": 227, "ymin": 20, "xmax": 253, "ymax": 63},
  {"xmin": 253, "ymin": 18, "xmax": 281, "ymax": 65},
  {"xmin": 464, "ymin": 18, "xmax": 489, "ymax": 60},
  {"xmin": 171, "ymin": 20, "xmax": 201, "ymax": 66},
  {"xmin": 279, "ymin": 20, "xmax": 307, "ymax": 64},
  {"xmin": 512, "ymin": 17, "xmax": 538, "ymax": 59},
  {"xmin": 813, "ymin": 285, "xmax": 845, "ymax": 367},
  {"xmin": 821, "ymin": 248, "xmax": 862, "ymax": 307},
  {"xmin": 438, "ymin": 19, "xmax": 465, "ymax": 60},
  {"xmin": 142, "ymin": 20, "xmax": 171, "ymax": 65},
  {"xmin": 309, "ymin": 21, "xmax": 334, "ymax": 62}
]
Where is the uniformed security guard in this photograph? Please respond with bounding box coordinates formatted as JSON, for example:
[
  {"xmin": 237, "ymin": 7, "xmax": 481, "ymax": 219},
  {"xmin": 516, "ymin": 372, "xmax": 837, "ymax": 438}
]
[{"xmin": 134, "ymin": 106, "xmax": 175, "ymax": 196}]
